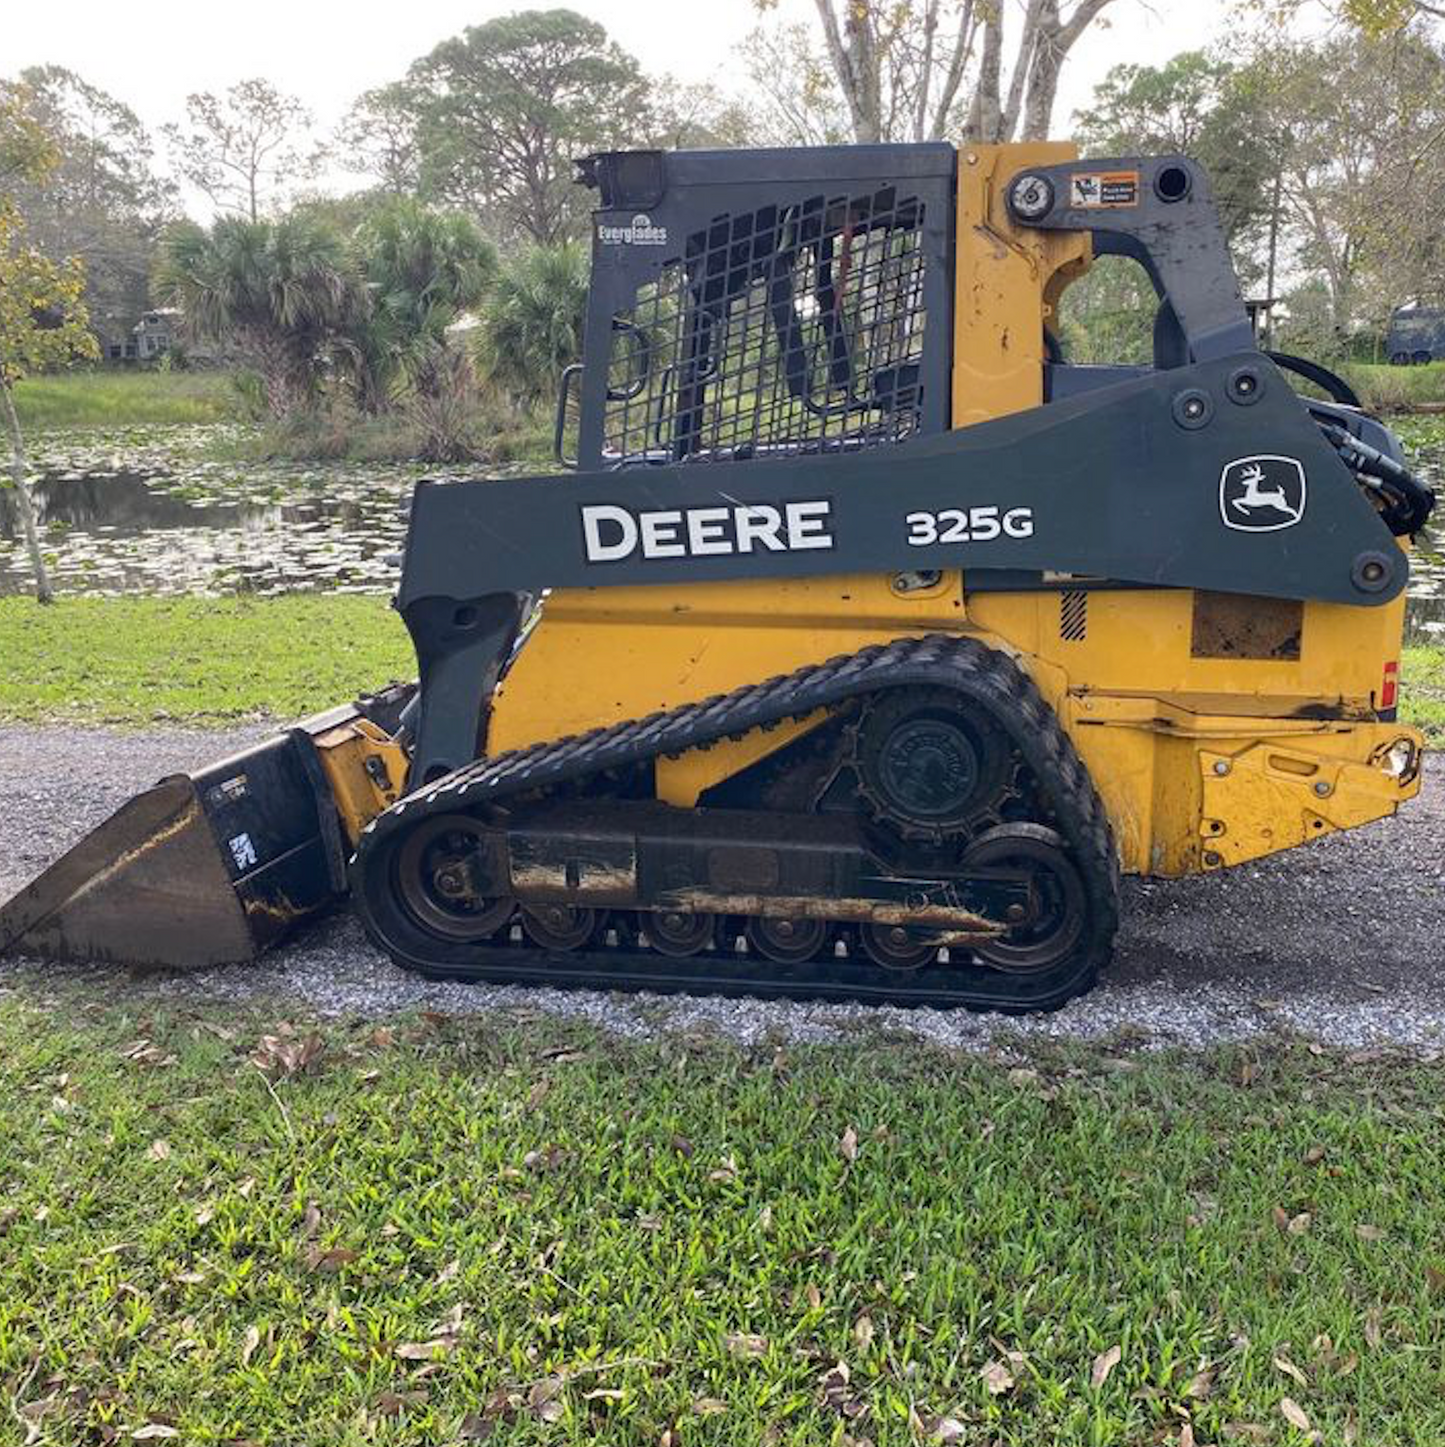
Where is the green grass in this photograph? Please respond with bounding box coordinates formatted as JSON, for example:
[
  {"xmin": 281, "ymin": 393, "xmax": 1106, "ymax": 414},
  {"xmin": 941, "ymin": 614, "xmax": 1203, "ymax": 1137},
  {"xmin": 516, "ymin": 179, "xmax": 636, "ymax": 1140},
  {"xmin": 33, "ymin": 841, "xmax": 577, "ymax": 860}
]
[
  {"xmin": 1402, "ymin": 643, "xmax": 1445, "ymax": 744},
  {"xmin": 0, "ymin": 596, "xmax": 413, "ymax": 725},
  {"xmin": 230, "ymin": 406, "xmax": 556, "ymax": 468},
  {"xmin": 11, "ymin": 370, "xmax": 240, "ymax": 428},
  {"xmin": 1343, "ymin": 361, "xmax": 1445, "ymax": 414},
  {"xmin": 0, "ymin": 1000, "xmax": 1442, "ymax": 1445}
]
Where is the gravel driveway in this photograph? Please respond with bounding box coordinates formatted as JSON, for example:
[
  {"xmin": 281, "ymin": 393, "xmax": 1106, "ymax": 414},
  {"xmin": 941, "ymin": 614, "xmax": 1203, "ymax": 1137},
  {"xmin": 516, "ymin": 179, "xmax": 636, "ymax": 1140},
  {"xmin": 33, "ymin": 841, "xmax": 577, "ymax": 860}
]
[{"xmin": 2, "ymin": 723, "xmax": 1441, "ymax": 1054}]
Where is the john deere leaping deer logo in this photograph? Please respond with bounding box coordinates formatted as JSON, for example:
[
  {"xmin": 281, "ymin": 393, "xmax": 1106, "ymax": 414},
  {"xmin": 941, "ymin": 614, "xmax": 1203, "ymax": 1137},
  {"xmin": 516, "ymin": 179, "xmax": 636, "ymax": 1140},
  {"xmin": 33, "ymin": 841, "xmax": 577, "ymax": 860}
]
[{"xmin": 1219, "ymin": 455, "xmax": 1307, "ymax": 532}]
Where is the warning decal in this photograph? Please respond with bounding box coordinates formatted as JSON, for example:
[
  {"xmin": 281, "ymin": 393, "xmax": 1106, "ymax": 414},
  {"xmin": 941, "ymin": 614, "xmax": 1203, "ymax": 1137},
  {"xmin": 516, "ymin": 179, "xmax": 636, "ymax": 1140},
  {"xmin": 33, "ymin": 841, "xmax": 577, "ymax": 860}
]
[{"xmin": 1069, "ymin": 171, "xmax": 1140, "ymax": 209}]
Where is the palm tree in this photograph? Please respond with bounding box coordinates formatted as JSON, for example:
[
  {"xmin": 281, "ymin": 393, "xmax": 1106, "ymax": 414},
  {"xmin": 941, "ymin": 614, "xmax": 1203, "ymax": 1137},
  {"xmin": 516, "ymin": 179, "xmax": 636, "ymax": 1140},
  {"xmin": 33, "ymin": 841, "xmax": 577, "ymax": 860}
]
[
  {"xmin": 475, "ymin": 243, "xmax": 589, "ymax": 405},
  {"xmin": 351, "ymin": 199, "xmax": 497, "ymax": 413},
  {"xmin": 155, "ymin": 213, "xmax": 362, "ymax": 418}
]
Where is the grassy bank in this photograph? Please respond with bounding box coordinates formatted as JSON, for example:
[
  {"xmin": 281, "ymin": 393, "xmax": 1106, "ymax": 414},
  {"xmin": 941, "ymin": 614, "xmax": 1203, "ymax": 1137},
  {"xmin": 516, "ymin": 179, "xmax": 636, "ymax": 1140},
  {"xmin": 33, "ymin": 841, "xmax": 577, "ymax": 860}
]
[
  {"xmin": 1404, "ymin": 642, "xmax": 1445, "ymax": 742},
  {"xmin": 1344, "ymin": 361, "xmax": 1445, "ymax": 414},
  {"xmin": 231, "ymin": 405, "xmax": 555, "ymax": 468},
  {"xmin": 0, "ymin": 597, "xmax": 412, "ymax": 725},
  {"xmin": 11, "ymin": 370, "xmax": 239, "ymax": 429},
  {"xmin": 0, "ymin": 598, "xmax": 1440, "ymax": 739},
  {"xmin": 0, "ymin": 1000, "xmax": 1442, "ymax": 1445}
]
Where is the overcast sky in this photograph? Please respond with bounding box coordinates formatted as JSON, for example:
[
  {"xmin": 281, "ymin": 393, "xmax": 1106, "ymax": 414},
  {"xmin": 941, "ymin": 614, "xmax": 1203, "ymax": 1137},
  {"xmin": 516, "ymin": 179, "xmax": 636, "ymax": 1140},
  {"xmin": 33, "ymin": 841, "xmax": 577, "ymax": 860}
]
[{"xmin": 6, "ymin": 0, "xmax": 1232, "ymax": 137}]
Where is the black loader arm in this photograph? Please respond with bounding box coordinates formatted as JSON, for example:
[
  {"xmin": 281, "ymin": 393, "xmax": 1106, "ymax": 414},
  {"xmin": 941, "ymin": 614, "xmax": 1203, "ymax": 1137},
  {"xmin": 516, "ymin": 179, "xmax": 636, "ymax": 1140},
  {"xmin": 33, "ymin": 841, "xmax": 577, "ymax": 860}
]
[{"xmin": 397, "ymin": 352, "xmax": 1408, "ymax": 782}]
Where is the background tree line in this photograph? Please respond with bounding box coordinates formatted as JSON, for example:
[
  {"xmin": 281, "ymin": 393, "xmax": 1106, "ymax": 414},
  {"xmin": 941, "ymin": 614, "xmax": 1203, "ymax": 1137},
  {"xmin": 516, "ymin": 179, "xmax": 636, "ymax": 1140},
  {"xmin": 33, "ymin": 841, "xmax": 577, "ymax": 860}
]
[{"xmin": 1, "ymin": 0, "xmax": 1442, "ymax": 468}]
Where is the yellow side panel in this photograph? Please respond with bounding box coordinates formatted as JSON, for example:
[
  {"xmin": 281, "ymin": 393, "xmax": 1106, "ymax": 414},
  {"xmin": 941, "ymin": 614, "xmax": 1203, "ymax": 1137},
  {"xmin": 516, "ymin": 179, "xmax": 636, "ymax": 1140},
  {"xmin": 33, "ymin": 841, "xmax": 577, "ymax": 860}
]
[{"xmin": 488, "ymin": 574, "xmax": 967, "ymax": 754}]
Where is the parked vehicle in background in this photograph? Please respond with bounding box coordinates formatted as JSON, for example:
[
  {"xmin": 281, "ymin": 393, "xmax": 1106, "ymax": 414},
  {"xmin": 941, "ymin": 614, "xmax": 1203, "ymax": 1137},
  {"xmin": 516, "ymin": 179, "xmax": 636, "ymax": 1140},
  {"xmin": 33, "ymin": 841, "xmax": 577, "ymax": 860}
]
[{"xmin": 1387, "ymin": 305, "xmax": 1445, "ymax": 365}]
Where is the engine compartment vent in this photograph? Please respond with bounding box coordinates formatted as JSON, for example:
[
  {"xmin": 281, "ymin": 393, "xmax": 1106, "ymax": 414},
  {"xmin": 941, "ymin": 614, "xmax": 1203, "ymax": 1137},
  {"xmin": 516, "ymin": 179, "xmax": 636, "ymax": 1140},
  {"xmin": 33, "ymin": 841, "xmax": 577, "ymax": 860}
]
[{"xmin": 1060, "ymin": 590, "xmax": 1089, "ymax": 641}]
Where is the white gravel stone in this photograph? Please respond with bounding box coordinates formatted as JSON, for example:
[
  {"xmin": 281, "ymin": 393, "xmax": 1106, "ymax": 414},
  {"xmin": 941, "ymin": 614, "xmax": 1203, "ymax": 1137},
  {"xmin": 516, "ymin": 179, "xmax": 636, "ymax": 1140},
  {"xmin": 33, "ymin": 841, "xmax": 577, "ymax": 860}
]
[{"xmin": 2, "ymin": 724, "xmax": 1440, "ymax": 1056}]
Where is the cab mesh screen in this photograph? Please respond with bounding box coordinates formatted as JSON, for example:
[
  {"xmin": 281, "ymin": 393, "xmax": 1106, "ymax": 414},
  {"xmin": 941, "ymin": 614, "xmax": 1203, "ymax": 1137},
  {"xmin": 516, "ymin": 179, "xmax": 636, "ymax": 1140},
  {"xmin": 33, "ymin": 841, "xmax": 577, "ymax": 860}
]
[{"xmin": 604, "ymin": 188, "xmax": 929, "ymax": 464}]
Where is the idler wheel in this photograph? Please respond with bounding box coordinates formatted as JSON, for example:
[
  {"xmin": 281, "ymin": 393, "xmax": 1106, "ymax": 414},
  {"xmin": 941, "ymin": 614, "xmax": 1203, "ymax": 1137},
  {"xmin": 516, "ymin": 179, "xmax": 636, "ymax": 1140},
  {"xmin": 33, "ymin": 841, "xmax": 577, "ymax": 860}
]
[
  {"xmin": 646, "ymin": 910, "xmax": 716, "ymax": 957},
  {"xmin": 746, "ymin": 915, "xmax": 829, "ymax": 964},
  {"xmin": 859, "ymin": 922, "xmax": 938, "ymax": 971},
  {"xmin": 961, "ymin": 823, "xmax": 1086, "ymax": 973},
  {"xmin": 522, "ymin": 903, "xmax": 600, "ymax": 951},
  {"xmin": 396, "ymin": 815, "xmax": 512, "ymax": 942}
]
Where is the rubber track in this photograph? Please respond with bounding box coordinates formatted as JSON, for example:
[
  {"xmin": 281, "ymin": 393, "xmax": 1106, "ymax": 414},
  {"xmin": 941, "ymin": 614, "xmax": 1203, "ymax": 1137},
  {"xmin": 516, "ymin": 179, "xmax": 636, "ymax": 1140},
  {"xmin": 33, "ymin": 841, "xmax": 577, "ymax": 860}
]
[{"xmin": 352, "ymin": 634, "xmax": 1121, "ymax": 1011}]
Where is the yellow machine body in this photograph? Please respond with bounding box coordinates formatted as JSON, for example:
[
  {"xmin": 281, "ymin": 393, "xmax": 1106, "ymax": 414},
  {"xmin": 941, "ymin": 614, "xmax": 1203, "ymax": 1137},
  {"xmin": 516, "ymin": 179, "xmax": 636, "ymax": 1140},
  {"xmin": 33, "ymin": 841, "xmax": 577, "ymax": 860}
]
[{"xmin": 482, "ymin": 143, "xmax": 1422, "ymax": 880}]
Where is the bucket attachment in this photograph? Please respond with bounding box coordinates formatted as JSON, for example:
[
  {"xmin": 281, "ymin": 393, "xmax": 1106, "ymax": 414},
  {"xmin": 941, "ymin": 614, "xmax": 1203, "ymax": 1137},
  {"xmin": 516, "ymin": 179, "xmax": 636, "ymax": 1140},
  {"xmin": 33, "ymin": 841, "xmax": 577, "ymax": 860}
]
[
  {"xmin": 0, "ymin": 730, "xmax": 351, "ymax": 969},
  {"xmin": 0, "ymin": 684, "xmax": 414, "ymax": 970}
]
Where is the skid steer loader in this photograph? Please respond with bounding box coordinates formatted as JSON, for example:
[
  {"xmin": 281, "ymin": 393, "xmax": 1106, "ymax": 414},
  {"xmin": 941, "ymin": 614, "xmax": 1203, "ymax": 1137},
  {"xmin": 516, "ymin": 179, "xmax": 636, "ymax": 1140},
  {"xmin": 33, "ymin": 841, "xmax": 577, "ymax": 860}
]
[{"xmin": 1, "ymin": 142, "xmax": 1433, "ymax": 1010}]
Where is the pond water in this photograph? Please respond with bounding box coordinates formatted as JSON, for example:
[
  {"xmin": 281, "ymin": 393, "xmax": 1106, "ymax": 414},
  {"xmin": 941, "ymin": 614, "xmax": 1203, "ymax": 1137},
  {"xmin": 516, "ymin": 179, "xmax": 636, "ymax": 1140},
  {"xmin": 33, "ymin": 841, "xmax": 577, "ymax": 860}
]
[
  {"xmin": 0, "ymin": 422, "xmax": 1441, "ymax": 641},
  {"xmin": 0, "ymin": 426, "xmax": 486, "ymax": 598}
]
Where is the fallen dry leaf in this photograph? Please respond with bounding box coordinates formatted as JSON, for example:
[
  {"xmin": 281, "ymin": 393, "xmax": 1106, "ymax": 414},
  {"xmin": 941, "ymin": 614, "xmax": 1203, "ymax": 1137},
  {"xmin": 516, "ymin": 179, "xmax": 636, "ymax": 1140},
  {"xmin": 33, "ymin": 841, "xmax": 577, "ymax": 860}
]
[
  {"xmin": 195, "ymin": 1204, "xmax": 215, "ymax": 1227},
  {"xmin": 1427, "ymin": 1265, "xmax": 1445, "ymax": 1293},
  {"xmin": 434, "ymin": 1258, "xmax": 461, "ymax": 1286},
  {"xmin": 304, "ymin": 1246, "xmax": 358, "ymax": 1273},
  {"xmin": 377, "ymin": 1389, "xmax": 429, "ymax": 1414},
  {"xmin": 1355, "ymin": 1223, "xmax": 1385, "ymax": 1242},
  {"xmin": 840, "ymin": 1126, "xmax": 859, "ymax": 1163},
  {"xmin": 583, "ymin": 1387, "xmax": 625, "ymax": 1402},
  {"xmin": 241, "ymin": 1323, "xmax": 261, "ymax": 1366},
  {"xmin": 853, "ymin": 1314, "xmax": 875, "ymax": 1351},
  {"xmin": 146, "ymin": 1139, "xmax": 171, "ymax": 1162},
  {"xmin": 693, "ymin": 1397, "xmax": 728, "ymax": 1415},
  {"xmin": 1287, "ymin": 1212, "xmax": 1312, "ymax": 1236},
  {"xmin": 805, "ymin": 1282, "xmax": 823, "ymax": 1311},
  {"xmin": 1273, "ymin": 1354, "xmax": 1308, "ymax": 1387},
  {"xmin": 1280, "ymin": 1397, "xmax": 1311, "ymax": 1432},
  {"xmin": 251, "ymin": 1031, "xmax": 326, "ymax": 1078},
  {"xmin": 396, "ymin": 1339, "xmax": 454, "ymax": 1360},
  {"xmin": 724, "ymin": 1332, "xmax": 768, "ymax": 1358},
  {"xmin": 528, "ymin": 1376, "xmax": 565, "ymax": 1424},
  {"xmin": 131, "ymin": 1428, "xmax": 180, "ymax": 1441},
  {"xmin": 1090, "ymin": 1344, "xmax": 1122, "ymax": 1388},
  {"xmin": 1364, "ymin": 1308, "xmax": 1383, "ymax": 1349},
  {"xmin": 932, "ymin": 1418, "xmax": 966, "ymax": 1443},
  {"xmin": 1301, "ymin": 1145, "xmax": 1326, "ymax": 1165},
  {"xmin": 981, "ymin": 1358, "xmax": 1016, "ymax": 1395},
  {"xmin": 670, "ymin": 1134, "xmax": 694, "ymax": 1158},
  {"xmin": 1185, "ymin": 1366, "xmax": 1216, "ymax": 1399},
  {"xmin": 1179, "ymin": 1426, "xmax": 1196, "ymax": 1447}
]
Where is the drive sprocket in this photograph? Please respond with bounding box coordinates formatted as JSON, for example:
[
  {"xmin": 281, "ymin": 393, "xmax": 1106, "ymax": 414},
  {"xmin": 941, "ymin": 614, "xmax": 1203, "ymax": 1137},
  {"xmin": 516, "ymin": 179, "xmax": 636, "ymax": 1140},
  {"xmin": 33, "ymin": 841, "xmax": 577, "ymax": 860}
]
[{"xmin": 849, "ymin": 686, "xmax": 1016, "ymax": 843}]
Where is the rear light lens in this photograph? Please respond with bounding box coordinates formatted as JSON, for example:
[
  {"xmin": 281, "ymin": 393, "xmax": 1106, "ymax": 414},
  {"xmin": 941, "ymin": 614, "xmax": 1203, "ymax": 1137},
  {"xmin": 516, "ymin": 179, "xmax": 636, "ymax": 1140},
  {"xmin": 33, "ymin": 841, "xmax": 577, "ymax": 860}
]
[{"xmin": 1381, "ymin": 660, "xmax": 1399, "ymax": 711}]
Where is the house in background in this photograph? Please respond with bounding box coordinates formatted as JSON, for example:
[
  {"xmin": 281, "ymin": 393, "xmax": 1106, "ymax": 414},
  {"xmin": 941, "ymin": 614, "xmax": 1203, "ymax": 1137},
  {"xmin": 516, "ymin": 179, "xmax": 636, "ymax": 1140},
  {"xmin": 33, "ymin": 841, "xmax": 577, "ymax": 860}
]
[{"xmin": 103, "ymin": 308, "xmax": 183, "ymax": 362}]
